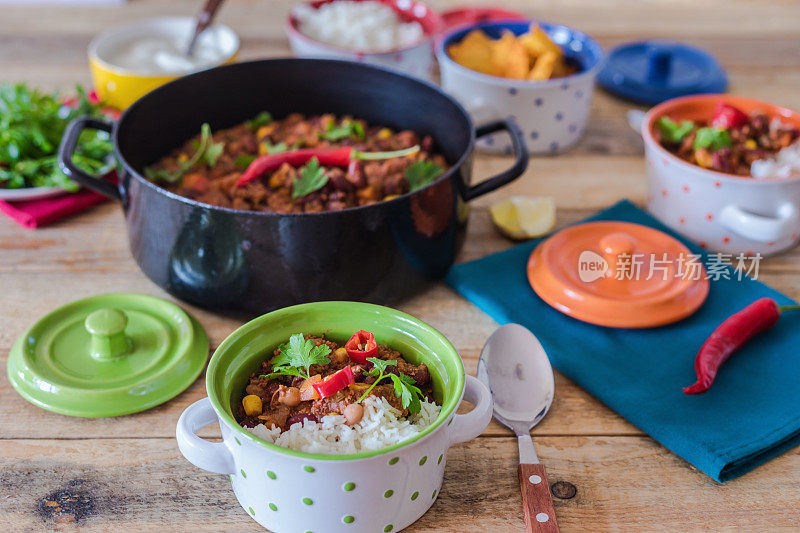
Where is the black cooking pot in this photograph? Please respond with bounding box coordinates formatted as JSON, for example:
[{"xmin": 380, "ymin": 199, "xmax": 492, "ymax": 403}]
[{"xmin": 59, "ymin": 59, "xmax": 527, "ymax": 314}]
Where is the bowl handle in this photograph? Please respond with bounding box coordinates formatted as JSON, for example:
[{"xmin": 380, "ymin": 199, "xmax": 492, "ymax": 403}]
[
  {"xmin": 176, "ymin": 397, "xmax": 236, "ymax": 475},
  {"xmin": 448, "ymin": 375, "xmax": 493, "ymax": 446},
  {"xmin": 719, "ymin": 202, "xmax": 799, "ymax": 243},
  {"xmin": 460, "ymin": 118, "xmax": 529, "ymax": 201},
  {"xmin": 58, "ymin": 116, "xmax": 122, "ymax": 201}
]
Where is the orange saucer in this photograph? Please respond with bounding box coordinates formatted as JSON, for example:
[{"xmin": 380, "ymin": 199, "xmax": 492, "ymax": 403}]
[{"xmin": 527, "ymin": 221, "xmax": 709, "ymax": 328}]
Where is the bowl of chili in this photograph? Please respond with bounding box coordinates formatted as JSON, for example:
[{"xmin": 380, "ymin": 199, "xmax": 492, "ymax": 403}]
[
  {"xmin": 176, "ymin": 301, "xmax": 493, "ymax": 533},
  {"xmin": 640, "ymin": 94, "xmax": 800, "ymax": 255},
  {"xmin": 58, "ymin": 58, "xmax": 528, "ymax": 313}
]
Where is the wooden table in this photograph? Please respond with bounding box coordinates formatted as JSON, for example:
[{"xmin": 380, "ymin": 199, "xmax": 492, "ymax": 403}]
[{"xmin": 2, "ymin": 1, "xmax": 800, "ymax": 530}]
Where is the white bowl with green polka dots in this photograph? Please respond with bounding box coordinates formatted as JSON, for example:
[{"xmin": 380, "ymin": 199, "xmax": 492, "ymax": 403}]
[{"xmin": 177, "ymin": 302, "xmax": 493, "ymax": 532}]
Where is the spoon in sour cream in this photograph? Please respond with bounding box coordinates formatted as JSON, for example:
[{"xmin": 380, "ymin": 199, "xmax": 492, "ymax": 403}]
[{"xmin": 186, "ymin": 0, "xmax": 226, "ymax": 57}]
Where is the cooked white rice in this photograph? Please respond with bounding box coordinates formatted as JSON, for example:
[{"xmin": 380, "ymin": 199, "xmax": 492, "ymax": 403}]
[
  {"xmin": 246, "ymin": 395, "xmax": 441, "ymax": 454},
  {"xmin": 751, "ymin": 142, "xmax": 800, "ymax": 179},
  {"xmin": 294, "ymin": 1, "xmax": 425, "ymax": 53}
]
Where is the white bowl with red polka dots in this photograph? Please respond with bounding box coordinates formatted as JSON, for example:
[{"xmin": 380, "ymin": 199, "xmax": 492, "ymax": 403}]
[
  {"xmin": 640, "ymin": 95, "xmax": 800, "ymax": 256},
  {"xmin": 437, "ymin": 20, "xmax": 604, "ymax": 155},
  {"xmin": 286, "ymin": 0, "xmax": 442, "ymax": 82}
]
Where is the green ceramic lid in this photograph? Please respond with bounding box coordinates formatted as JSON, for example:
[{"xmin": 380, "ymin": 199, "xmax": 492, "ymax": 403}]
[{"xmin": 7, "ymin": 293, "xmax": 208, "ymax": 417}]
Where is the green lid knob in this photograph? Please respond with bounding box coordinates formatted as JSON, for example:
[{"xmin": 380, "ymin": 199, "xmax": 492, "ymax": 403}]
[{"xmin": 85, "ymin": 308, "xmax": 131, "ymax": 360}]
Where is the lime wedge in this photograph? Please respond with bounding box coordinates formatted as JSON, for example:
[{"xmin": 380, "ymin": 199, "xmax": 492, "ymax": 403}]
[{"xmin": 489, "ymin": 196, "xmax": 556, "ymax": 240}]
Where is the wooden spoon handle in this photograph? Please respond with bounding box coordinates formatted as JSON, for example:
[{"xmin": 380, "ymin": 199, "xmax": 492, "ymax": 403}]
[{"xmin": 518, "ymin": 463, "xmax": 559, "ymax": 532}]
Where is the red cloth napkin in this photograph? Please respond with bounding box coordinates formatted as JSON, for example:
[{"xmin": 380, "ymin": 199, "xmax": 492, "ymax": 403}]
[{"xmin": 0, "ymin": 173, "xmax": 118, "ymax": 229}]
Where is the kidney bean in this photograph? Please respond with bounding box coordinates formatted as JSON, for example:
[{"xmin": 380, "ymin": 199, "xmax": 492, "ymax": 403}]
[{"xmin": 287, "ymin": 413, "xmax": 319, "ymax": 427}]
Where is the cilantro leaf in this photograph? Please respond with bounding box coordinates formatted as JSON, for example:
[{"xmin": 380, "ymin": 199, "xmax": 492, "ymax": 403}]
[
  {"xmin": 145, "ymin": 122, "xmax": 222, "ymax": 183},
  {"xmin": 234, "ymin": 154, "xmax": 256, "ymax": 169},
  {"xmin": 656, "ymin": 116, "xmax": 695, "ymax": 144},
  {"xmin": 359, "ymin": 356, "xmax": 424, "ymax": 414},
  {"xmin": 247, "ymin": 111, "xmax": 272, "ymax": 130},
  {"xmin": 291, "ymin": 157, "xmax": 329, "ymax": 200},
  {"xmin": 693, "ymin": 127, "xmax": 732, "ymax": 151},
  {"xmin": 264, "ymin": 141, "xmax": 290, "ymax": 155},
  {"xmin": 405, "ymin": 160, "xmax": 444, "ymax": 192},
  {"xmin": 321, "ymin": 120, "xmax": 365, "ymax": 141},
  {"xmin": 260, "ymin": 333, "xmax": 331, "ymax": 380}
]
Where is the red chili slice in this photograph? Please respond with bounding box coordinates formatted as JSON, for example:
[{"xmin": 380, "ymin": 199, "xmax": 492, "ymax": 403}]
[
  {"xmin": 313, "ymin": 365, "xmax": 355, "ymax": 399},
  {"xmin": 710, "ymin": 102, "xmax": 748, "ymax": 130},
  {"xmin": 345, "ymin": 330, "xmax": 378, "ymax": 364}
]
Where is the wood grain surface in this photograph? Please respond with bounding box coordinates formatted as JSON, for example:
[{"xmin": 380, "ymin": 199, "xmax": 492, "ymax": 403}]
[{"xmin": 1, "ymin": 0, "xmax": 799, "ymax": 531}]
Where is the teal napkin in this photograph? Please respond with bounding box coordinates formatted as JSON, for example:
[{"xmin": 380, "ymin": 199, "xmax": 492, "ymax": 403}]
[{"xmin": 446, "ymin": 199, "xmax": 800, "ymax": 482}]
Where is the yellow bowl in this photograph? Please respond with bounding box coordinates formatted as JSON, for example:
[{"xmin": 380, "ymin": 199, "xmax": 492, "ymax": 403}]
[{"xmin": 88, "ymin": 16, "xmax": 239, "ymax": 110}]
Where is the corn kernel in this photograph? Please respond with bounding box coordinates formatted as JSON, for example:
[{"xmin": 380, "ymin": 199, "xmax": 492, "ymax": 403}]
[
  {"xmin": 242, "ymin": 394, "xmax": 263, "ymax": 416},
  {"xmin": 377, "ymin": 128, "xmax": 392, "ymax": 140},
  {"xmin": 694, "ymin": 148, "xmax": 713, "ymax": 168},
  {"xmin": 335, "ymin": 347, "xmax": 348, "ymax": 358},
  {"xmin": 383, "ymin": 194, "xmax": 399, "ymax": 201},
  {"xmin": 258, "ymin": 142, "xmax": 269, "ymax": 156},
  {"xmin": 745, "ymin": 139, "xmax": 757, "ymax": 149},
  {"xmin": 257, "ymin": 125, "xmax": 274, "ymax": 138},
  {"xmin": 178, "ymin": 153, "xmax": 188, "ymax": 163}
]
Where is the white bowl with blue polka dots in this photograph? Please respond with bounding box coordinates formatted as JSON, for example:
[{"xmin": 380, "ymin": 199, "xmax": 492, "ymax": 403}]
[
  {"xmin": 437, "ymin": 20, "xmax": 604, "ymax": 155},
  {"xmin": 177, "ymin": 302, "xmax": 493, "ymax": 532}
]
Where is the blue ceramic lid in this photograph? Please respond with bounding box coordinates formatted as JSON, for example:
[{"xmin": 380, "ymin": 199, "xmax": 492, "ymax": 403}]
[{"xmin": 598, "ymin": 40, "xmax": 727, "ymax": 104}]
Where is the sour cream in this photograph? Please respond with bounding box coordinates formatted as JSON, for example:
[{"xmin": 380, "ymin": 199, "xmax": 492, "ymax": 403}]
[{"xmin": 93, "ymin": 17, "xmax": 238, "ymax": 74}]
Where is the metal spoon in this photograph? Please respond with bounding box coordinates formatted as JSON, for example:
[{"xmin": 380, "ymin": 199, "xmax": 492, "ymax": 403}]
[
  {"xmin": 186, "ymin": 0, "xmax": 226, "ymax": 57},
  {"xmin": 477, "ymin": 324, "xmax": 559, "ymax": 533}
]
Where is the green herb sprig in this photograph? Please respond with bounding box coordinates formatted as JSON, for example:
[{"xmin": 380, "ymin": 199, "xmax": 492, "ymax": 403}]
[
  {"xmin": 357, "ymin": 357, "xmax": 424, "ymax": 414},
  {"xmin": 321, "ymin": 120, "xmax": 365, "ymax": 142},
  {"xmin": 291, "ymin": 157, "xmax": 328, "ymax": 200},
  {"xmin": 404, "ymin": 160, "xmax": 444, "ymax": 192},
  {"xmin": 260, "ymin": 333, "xmax": 331, "ymax": 380},
  {"xmin": 145, "ymin": 123, "xmax": 224, "ymax": 183},
  {"xmin": 693, "ymin": 127, "xmax": 733, "ymax": 151},
  {"xmin": 247, "ymin": 111, "xmax": 272, "ymax": 130},
  {"xmin": 656, "ymin": 116, "xmax": 695, "ymax": 144}
]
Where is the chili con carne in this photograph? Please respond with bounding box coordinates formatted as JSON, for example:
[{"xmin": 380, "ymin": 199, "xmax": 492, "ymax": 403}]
[
  {"xmin": 236, "ymin": 145, "xmax": 421, "ymax": 187},
  {"xmin": 683, "ymin": 297, "xmax": 800, "ymax": 395}
]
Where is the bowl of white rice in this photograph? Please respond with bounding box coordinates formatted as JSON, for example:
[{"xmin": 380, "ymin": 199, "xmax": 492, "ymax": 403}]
[
  {"xmin": 286, "ymin": 0, "xmax": 442, "ymax": 81},
  {"xmin": 176, "ymin": 301, "xmax": 492, "ymax": 533}
]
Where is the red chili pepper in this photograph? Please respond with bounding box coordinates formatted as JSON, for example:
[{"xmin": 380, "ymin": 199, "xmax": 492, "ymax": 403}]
[
  {"xmin": 236, "ymin": 145, "xmax": 420, "ymax": 187},
  {"xmin": 313, "ymin": 365, "xmax": 355, "ymax": 399},
  {"xmin": 684, "ymin": 298, "xmax": 800, "ymax": 394},
  {"xmin": 710, "ymin": 102, "xmax": 748, "ymax": 130},
  {"xmin": 345, "ymin": 330, "xmax": 379, "ymax": 364}
]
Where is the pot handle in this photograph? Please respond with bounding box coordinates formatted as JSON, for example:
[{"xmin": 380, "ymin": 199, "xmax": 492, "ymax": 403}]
[
  {"xmin": 461, "ymin": 117, "xmax": 529, "ymax": 201},
  {"xmin": 719, "ymin": 202, "xmax": 800, "ymax": 243},
  {"xmin": 176, "ymin": 397, "xmax": 236, "ymax": 475},
  {"xmin": 58, "ymin": 116, "xmax": 122, "ymax": 200},
  {"xmin": 448, "ymin": 375, "xmax": 493, "ymax": 446}
]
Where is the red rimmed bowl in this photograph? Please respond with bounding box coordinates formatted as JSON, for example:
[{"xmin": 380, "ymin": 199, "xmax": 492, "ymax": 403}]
[
  {"xmin": 641, "ymin": 94, "xmax": 800, "ymax": 255},
  {"xmin": 286, "ymin": 0, "xmax": 442, "ymax": 81}
]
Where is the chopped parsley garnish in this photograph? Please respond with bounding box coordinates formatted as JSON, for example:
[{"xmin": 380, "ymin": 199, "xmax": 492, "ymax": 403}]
[
  {"xmin": 656, "ymin": 116, "xmax": 695, "ymax": 144},
  {"xmin": 357, "ymin": 357, "xmax": 424, "ymax": 414},
  {"xmin": 260, "ymin": 333, "xmax": 332, "ymax": 380},
  {"xmin": 234, "ymin": 154, "xmax": 256, "ymax": 169},
  {"xmin": 291, "ymin": 156, "xmax": 328, "ymax": 200},
  {"xmin": 145, "ymin": 123, "xmax": 223, "ymax": 183},
  {"xmin": 263, "ymin": 141, "xmax": 290, "ymax": 154},
  {"xmin": 404, "ymin": 160, "xmax": 444, "ymax": 191},
  {"xmin": 693, "ymin": 127, "xmax": 733, "ymax": 151},
  {"xmin": 247, "ymin": 111, "xmax": 272, "ymax": 130},
  {"xmin": 321, "ymin": 120, "xmax": 365, "ymax": 142}
]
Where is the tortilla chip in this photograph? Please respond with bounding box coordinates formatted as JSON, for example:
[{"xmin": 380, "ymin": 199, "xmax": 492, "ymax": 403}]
[
  {"xmin": 492, "ymin": 31, "xmax": 530, "ymax": 79},
  {"xmin": 529, "ymin": 51, "xmax": 558, "ymax": 80},
  {"xmin": 447, "ymin": 30, "xmax": 498, "ymax": 75},
  {"xmin": 519, "ymin": 25, "xmax": 562, "ymax": 58}
]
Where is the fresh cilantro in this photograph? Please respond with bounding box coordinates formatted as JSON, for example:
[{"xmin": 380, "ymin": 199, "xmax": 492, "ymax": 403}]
[
  {"xmin": 247, "ymin": 111, "xmax": 272, "ymax": 130},
  {"xmin": 291, "ymin": 157, "xmax": 328, "ymax": 200},
  {"xmin": 693, "ymin": 127, "xmax": 732, "ymax": 151},
  {"xmin": 234, "ymin": 154, "xmax": 256, "ymax": 169},
  {"xmin": 357, "ymin": 357, "xmax": 424, "ymax": 414},
  {"xmin": 260, "ymin": 333, "xmax": 331, "ymax": 380},
  {"xmin": 321, "ymin": 120, "xmax": 365, "ymax": 141},
  {"xmin": 145, "ymin": 122, "xmax": 223, "ymax": 183},
  {"xmin": 0, "ymin": 83, "xmax": 113, "ymax": 191},
  {"xmin": 263, "ymin": 141, "xmax": 290, "ymax": 155},
  {"xmin": 656, "ymin": 116, "xmax": 695, "ymax": 144},
  {"xmin": 404, "ymin": 160, "xmax": 444, "ymax": 191}
]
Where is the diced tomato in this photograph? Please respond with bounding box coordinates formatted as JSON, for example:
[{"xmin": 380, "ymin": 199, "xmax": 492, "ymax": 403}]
[
  {"xmin": 299, "ymin": 374, "xmax": 322, "ymax": 401},
  {"xmin": 345, "ymin": 330, "xmax": 378, "ymax": 364},
  {"xmin": 312, "ymin": 366, "xmax": 355, "ymax": 399},
  {"xmin": 710, "ymin": 102, "xmax": 748, "ymax": 130}
]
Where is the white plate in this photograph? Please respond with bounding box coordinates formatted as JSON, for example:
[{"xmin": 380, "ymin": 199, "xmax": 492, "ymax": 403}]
[{"xmin": 0, "ymin": 186, "xmax": 67, "ymax": 202}]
